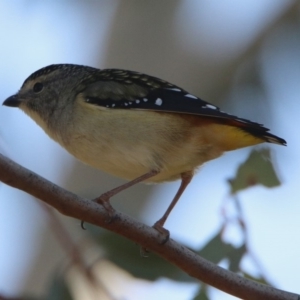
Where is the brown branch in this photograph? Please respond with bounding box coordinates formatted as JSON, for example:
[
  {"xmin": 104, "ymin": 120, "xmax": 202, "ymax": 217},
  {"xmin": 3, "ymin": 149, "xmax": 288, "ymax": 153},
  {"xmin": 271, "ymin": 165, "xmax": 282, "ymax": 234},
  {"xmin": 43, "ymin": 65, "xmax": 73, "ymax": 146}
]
[{"xmin": 0, "ymin": 153, "xmax": 298, "ymax": 300}]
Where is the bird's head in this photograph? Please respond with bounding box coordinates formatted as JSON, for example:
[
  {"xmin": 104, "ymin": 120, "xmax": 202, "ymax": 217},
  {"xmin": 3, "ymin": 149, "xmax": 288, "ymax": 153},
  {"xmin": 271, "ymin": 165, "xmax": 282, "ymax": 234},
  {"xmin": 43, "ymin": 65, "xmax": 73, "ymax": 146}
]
[{"xmin": 3, "ymin": 64, "xmax": 98, "ymax": 131}]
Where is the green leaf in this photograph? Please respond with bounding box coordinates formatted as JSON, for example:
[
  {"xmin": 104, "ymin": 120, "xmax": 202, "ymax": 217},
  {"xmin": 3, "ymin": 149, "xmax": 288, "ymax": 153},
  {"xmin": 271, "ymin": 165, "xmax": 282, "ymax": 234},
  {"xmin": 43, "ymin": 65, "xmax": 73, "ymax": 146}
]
[
  {"xmin": 227, "ymin": 244, "xmax": 247, "ymax": 272},
  {"xmin": 197, "ymin": 232, "xmax": 234, "ymax": 263},
  {"xmin": 228, "ymin": 148, "xmax": 281, "ymax": 194},
  {"xmin": 197, "ymin": 231, "xmax": 247, "ymax": 273}
]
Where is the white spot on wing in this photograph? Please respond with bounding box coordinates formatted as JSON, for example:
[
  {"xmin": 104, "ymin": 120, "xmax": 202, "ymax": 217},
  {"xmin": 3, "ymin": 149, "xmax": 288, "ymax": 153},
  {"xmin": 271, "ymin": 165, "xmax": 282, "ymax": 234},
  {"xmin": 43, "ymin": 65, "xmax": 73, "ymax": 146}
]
[
  {"xmin": 112, "ymin": 104, "xmax": 116, "ymax": 107},
  {"xmin": 124, "ymin": 103, "xmax": 128, "ymax": 106},
  {"xmin": 185, "ymin": 94, "xmax": 198, "ymax": 99},
  {"xmin": 135, "ymin": 100, "xmax": 140, "ymax": 103},
  {"xmin": 143, "ymin": 98, "xmax": 148, "ymax": 102},
  {"xmin": 166, "ymin": 88, "xmax": 181, "ymax": 92},
  {"xmin": 205, "ymin": 104, "xmax": 217, "ymax": 109},
  {"xmin": 155, "ymin": 98, "xmax": 163, "ymax": 106},
  {"xmin": 236, "ymin": 119, "xmax": 248, "ymax": 123}
]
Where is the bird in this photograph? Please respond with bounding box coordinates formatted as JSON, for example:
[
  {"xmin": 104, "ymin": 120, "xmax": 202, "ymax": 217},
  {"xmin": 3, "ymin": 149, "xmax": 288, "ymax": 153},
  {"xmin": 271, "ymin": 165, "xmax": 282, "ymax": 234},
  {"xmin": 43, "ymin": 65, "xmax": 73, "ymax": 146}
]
[{"xmin": 3, "ymin": 64, "xmax": 286, "ymax": 237}]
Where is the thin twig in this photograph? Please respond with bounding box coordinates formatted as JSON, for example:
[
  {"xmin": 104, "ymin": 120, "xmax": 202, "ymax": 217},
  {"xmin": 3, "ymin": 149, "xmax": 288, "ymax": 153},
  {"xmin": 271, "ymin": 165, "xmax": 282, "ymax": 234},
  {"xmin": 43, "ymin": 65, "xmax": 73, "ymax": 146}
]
[
  {"xmin": 233, "ymin": 195, "xmax": 270, "ymax": 282},
  {"xmin": 41, "ymin": 202, "xmax": 119, "ymax": 300}
]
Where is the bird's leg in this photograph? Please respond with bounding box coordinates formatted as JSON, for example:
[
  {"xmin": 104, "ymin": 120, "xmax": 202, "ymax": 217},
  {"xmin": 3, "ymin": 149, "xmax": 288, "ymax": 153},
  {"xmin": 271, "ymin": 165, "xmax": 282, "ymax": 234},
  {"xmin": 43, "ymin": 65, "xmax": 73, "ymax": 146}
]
[
  {"xmin": 153, "ymin": 170, "xmax": 193, "ymax": 242},
  {"xmin": 94, "ymin": 169, "xmax": 160, "ymax": 218}
]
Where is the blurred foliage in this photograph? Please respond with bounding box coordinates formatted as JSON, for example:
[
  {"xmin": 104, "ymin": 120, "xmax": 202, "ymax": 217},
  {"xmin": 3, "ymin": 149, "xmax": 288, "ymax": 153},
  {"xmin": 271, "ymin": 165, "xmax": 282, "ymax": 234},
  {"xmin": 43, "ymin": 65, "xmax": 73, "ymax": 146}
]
[
  {"xmin": 45, "ymin": 274, "xmax": 72, "ymax": 300},
  {"xmin": 197, "ymin": 232, "xmax": 246, "ymax": 273},
  {"xmin": 0, "ymin": 296, "xmax": 40, "ymax": 300},
  {"xmin": 228, "ymin": 148, "xmax": 281, "ymax": 194}
]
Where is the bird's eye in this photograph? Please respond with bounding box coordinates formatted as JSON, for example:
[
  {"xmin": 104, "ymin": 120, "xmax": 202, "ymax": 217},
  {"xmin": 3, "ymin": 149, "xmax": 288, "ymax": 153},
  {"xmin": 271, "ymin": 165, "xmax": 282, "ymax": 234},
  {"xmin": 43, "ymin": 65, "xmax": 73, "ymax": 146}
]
[{"xmin": 33, "ymin": 82, "xmax": 44, "ymax": 93}]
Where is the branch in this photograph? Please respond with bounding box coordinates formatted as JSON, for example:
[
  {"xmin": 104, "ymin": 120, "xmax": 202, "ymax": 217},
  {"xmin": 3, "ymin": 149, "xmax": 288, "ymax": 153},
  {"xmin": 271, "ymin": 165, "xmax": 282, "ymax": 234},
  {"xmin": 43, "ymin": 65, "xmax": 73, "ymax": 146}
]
[{"xmin": 0, "ymin": 153, "xmax": 298, "ymax": 300}]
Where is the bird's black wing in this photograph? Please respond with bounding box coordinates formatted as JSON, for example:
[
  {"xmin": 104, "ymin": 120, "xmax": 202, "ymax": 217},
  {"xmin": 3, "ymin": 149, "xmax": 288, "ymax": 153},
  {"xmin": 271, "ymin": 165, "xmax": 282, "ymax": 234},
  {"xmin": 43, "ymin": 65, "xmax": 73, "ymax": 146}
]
[{"xmin": 82, "ymin": 69, "xmax": 286, "ymax": 145}]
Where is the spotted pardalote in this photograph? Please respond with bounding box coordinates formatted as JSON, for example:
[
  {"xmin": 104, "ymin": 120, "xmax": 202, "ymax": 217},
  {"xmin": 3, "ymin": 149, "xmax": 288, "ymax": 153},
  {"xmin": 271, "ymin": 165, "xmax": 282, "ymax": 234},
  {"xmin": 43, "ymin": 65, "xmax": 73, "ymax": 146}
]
[{"xmin": 3, "ymin": 64, "xmax": 286, "ymax": 234}]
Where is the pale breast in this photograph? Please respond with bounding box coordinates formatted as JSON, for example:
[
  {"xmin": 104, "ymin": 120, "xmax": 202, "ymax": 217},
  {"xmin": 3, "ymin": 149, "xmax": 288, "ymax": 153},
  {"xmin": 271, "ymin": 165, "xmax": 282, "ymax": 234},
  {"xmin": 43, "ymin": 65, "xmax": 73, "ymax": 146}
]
[{"xmin": 61, "ymin": 104, "xmax": 225, "ymax": 182}]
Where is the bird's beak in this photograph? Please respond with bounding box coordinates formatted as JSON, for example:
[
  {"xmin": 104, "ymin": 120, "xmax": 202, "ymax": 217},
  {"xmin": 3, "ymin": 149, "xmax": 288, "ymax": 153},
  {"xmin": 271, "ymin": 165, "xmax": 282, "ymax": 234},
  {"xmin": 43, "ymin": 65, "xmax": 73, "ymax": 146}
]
[{"xmin": 2, "ymin": 95, "xmax": 21, "ymax": 107}]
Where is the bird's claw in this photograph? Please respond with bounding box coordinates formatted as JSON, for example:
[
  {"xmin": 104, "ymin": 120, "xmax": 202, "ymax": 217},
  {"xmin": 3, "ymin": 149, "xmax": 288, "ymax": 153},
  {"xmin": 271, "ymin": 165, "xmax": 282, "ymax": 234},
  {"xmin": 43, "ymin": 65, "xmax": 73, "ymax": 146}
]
[
  {"xmin": 94, "ymin": 194, "xmax": 117, "ymax": 223},
  {"xmin": 153, "ymin": 221, "xmax": 170, "ymax": 244}
]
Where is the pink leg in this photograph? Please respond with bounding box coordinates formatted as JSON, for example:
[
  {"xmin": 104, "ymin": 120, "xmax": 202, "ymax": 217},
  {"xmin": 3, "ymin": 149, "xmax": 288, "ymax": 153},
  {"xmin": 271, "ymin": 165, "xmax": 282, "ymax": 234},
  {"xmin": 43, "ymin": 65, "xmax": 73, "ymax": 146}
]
[
  {"xmin": 95, "ymin": 169, "xmax": 159, "ymax": 216},
  {"xmin": 153, "ymin": 171, "xmax": 193, "ymax": 240}
]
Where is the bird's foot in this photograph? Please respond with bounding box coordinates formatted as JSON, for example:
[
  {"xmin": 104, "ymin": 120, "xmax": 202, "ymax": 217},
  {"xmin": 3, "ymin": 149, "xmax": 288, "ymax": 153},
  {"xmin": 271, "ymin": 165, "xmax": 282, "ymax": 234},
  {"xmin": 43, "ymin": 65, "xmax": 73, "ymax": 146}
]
[
  {"xmin": 153, "ymin": 221, "xmax": 170, "ymax": 244},
  {"xmin": 94, "ymin": 192, "xmax": 117, "ymax": 223},
  {"xmin": 139, "ymin": 222, "xmax": 170, "ymax": 256}
]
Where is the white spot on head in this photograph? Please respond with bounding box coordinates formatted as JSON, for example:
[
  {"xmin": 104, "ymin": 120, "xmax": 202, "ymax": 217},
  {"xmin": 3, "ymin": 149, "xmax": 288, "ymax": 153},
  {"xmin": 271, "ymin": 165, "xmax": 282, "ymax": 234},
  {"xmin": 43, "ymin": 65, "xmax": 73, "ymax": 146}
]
[
  {"xmin": 143, "ymin": 98, "xmax": 148, "ymax": 102},
  {"xmin": 205, "ymin": 104, "xmax": 217, "ymax": 109},
  {"xmin": 166, "ymin": 88, "xmax": 181, "ymax": 92},
  {"xmin": 155, "ymin": 98, "xmax": 163, "ymax": 106},
  {"xmin": 185, "ymin": 94, "xmax": 198, "ymax": 99},
  {"xmin": 136, "ymin": 100, "xmax": 140, "ymax": 104}
]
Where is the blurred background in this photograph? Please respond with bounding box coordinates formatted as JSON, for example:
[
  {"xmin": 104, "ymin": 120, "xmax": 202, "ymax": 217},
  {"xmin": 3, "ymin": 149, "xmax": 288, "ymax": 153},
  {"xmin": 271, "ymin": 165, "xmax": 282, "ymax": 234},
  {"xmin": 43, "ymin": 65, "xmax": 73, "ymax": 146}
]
[{"xmin": 0, "ymin": 1, "xmax": 299, "ymax": 299}]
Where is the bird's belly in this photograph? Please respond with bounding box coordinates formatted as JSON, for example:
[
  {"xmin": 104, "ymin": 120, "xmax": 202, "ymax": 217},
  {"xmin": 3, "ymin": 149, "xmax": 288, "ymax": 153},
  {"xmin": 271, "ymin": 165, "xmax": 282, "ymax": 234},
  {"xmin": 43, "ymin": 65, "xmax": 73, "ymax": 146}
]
[
  {"xmin": 61, "ymin": 110, "xmax": 225, "ymax": 183},
  {"xmin": 64, "ymin": 137, "xmax": 183, "ymax": 182},
  {"xmin": 63, "ymin": 131, "xmax": 222, "ymax": 183},
  {"xmin": 66, "ymin": 140, "xmax": 156, "ymax": 180}
]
